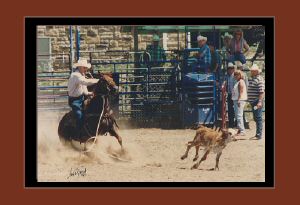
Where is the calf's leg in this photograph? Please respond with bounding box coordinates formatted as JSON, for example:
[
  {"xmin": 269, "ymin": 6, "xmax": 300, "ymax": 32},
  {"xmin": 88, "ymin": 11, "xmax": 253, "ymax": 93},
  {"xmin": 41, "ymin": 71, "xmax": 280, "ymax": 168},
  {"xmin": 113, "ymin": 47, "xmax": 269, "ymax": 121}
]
[
  {"xmin": 181, "ymin": 141, "xmax": 195, "ymax": 160},
  {"xmin": 181, "ymin": 134, "xmax": 201, "ymax": 160},
  {"xmin": 191, "ymin": 149, "xmax": 210, "ymax": 170},
  {"xmin": 214, "ymin": 151, "xmax": 222, "ymax": 170},
  {"xmin": 193, "ymin": 145, "xmax": 200, "ymax": 161}
]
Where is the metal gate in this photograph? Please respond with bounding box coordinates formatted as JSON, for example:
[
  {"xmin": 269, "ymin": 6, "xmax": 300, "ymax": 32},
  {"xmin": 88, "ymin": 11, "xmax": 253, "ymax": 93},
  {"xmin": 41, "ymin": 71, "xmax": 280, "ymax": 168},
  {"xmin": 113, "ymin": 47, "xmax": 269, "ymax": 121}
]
[{"xmin": 91, "ymin": 59, "xmax": 181, "ymax": 126}]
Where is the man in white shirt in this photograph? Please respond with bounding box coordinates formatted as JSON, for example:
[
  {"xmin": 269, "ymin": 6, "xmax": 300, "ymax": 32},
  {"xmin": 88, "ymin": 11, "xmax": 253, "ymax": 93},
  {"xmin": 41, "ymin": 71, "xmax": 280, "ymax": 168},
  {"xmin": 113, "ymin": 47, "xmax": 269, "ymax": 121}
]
[{"xmin": 67, "ymin": 59, "xmax": 99, "ymax": 139}]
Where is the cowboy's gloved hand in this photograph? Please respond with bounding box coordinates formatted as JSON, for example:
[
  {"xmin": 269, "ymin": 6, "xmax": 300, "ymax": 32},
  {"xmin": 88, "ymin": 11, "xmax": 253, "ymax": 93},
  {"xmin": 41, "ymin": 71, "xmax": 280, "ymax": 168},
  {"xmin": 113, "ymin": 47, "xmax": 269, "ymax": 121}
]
[{"xmin": 87, "ymin": 92, "xmax": 94, "ymax": 97}]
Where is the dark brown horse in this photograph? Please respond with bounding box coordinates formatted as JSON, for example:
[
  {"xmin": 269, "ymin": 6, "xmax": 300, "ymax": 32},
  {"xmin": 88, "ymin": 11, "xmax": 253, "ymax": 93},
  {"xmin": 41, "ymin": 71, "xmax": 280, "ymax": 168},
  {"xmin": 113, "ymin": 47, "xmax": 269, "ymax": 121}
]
[{"xmin": 58, "ymin": 73, "xmax": 123, "ymax": 149}]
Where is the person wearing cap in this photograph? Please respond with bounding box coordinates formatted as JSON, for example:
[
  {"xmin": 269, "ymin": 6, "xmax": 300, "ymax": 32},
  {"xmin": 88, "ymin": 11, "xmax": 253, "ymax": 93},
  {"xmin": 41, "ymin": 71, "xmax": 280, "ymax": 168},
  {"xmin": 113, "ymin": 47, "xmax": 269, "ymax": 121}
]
[
  {"xmin": 247, "ymin": 64, "xmax": 265, "ymax": 140},
  {"xmin": 195, "ymin": 35, "xmax": 211, "ymax": 72},
  {"xmin": 67, "ymin": 59, "xmax": 99, "ymax": 139},
  {"xmin": 232, "ymin": 70, "xmax": 248, "ymax": 136},
  {"xmin": 224, "ymin": 62, "xmax": 236, "ymax": 128},
  {"xmin": 229, "ymin": 29, "xmax": 249, "ymax": 65},
  {"xmin": 223, "ymin": 32, "xmax": 233, "ymax": 49},
  {"xmin": 222, "ymin": 32, "xmax": 233, "ymax": 61},
  {"xmin": 145, "ymin": 34, "xmax": 166, "ymax": 67}
]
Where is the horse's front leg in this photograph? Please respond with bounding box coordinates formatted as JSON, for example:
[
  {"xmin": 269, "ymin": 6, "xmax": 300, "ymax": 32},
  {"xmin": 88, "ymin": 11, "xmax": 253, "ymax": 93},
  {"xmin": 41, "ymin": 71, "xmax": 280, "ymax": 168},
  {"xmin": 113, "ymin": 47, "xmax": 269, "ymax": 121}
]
[{"xmin": 109, "ymin": 126, "xmax": 123, "ymax": 148}]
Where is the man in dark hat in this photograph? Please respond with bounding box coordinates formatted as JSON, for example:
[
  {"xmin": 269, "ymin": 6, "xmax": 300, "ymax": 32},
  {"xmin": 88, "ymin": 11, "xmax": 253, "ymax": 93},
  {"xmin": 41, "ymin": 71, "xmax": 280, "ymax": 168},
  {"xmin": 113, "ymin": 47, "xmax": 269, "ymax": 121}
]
[{"xmin": 145, "ymin": 34, "xmax": 166, "ymax": 67}]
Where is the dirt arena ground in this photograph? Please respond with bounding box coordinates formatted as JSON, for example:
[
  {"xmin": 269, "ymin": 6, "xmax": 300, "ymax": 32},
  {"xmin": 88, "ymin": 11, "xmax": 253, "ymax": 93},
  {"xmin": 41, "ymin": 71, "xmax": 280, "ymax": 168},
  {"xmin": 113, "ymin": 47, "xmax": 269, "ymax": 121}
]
[{"xmin": 37, "ymin": 111, "xmax": 265, "ymax": 182}]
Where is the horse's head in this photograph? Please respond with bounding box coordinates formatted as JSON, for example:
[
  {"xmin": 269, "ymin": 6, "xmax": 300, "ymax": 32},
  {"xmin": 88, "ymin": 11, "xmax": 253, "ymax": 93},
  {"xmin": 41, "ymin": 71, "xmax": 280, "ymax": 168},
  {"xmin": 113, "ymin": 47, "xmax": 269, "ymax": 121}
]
[{"xmin": 92, "ymin": 73, "xmax": 118, "ymax": 96}]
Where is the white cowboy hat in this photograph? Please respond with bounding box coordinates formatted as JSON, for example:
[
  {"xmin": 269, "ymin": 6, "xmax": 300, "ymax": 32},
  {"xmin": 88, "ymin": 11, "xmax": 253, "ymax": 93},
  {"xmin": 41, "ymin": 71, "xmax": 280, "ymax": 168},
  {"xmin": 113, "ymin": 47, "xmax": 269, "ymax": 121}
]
[
  {"xmin": 223, "ymin": 32, "xmax": 233, "ymax": 39},
  {"xmin": 74, "ymin": 59, "xmax": 91, "ymax": 68},
  {"xmin": 227, "ymin": 62, "xmax": 235, "ymax": 68},
  {"xmin": 250, "ymin": 64, "xmax": 261, "ymax": 73},
  {"xmin": 197, "ymin": 35, "xmax": 207, "ymax": 42}
]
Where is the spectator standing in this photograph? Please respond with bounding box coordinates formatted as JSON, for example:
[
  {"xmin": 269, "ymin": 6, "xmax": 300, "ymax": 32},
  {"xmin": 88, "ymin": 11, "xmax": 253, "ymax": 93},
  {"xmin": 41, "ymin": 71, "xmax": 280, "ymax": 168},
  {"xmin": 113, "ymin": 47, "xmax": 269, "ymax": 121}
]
[
  {"xmin": 145, "ymin": 34, "xmax": 166, "ymax": 67},
  {"xmin": 225, "ymin": 62, "xmax": 236, "ymax": 128},
  {"xmin": 232, "ymin": 70, "xmax": 248, "ymax": 136},
  {"xmin": 248, "ymin": 64, "xmax": 265, "ymax": 140}
]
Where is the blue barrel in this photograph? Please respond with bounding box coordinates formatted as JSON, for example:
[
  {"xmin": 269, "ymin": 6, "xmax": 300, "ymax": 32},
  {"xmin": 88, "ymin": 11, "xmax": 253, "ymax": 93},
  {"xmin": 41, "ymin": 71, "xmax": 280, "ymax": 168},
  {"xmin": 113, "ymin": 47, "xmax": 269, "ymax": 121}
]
[{"xmin": 182, "ymin": 72, "xmax": 216, "ymax": 126}]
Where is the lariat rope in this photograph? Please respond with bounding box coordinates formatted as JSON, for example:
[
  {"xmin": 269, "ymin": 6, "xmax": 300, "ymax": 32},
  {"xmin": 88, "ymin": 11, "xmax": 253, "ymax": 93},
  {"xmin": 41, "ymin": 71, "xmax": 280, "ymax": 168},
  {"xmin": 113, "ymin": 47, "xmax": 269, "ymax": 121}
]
[
  {"xmin": 82, "ymin": 95, "xmax": 105, "ymax": 153},
  {"xmin": 78, "ymin": 96, "xmax": 131, "ymax": 162}
]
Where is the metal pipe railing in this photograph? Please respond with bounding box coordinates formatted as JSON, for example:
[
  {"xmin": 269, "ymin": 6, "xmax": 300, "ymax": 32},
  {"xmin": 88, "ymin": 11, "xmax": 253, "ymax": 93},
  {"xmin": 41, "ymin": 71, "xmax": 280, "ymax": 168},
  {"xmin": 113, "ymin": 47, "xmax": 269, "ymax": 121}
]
[
  {"xmin": 221, "ymin": 81, "xmax": 227, "ymax": 129},
  {"xmin": 37, "ymin": 50, "xmax": 265, "ymax": 118}
]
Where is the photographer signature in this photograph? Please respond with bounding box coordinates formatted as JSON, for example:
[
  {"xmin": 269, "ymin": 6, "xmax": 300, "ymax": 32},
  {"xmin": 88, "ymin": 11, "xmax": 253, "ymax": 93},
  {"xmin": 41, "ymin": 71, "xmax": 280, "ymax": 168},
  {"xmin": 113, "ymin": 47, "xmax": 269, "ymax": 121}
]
[{"xmin": 67, "ymin": 167, "xmax": 87, "ymax": 179}]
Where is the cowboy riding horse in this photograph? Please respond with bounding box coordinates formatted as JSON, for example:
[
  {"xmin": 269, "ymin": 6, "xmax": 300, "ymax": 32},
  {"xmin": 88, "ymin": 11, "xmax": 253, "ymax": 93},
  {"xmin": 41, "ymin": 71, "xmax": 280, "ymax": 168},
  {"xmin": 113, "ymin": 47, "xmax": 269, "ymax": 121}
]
[{"xmin": 58, "ymin": 72, "xmax": 123, "ymax": 149}]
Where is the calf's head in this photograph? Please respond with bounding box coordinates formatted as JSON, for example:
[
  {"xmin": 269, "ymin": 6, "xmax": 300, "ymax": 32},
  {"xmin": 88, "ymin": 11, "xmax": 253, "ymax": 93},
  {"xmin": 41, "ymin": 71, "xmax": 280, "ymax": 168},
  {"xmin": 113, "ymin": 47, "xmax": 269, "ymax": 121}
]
[{"xmin": 221, "ymin": 129, "xmax": 235, "ymax": 143}]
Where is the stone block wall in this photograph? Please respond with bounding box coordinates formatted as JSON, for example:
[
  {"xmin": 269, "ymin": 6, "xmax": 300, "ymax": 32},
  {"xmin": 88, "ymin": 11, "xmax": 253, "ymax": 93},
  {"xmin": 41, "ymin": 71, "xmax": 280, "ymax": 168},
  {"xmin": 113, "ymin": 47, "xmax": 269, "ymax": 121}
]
[{"xmin": 37, "ymin": 25, "xmax": 186, "ymax": 64}]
